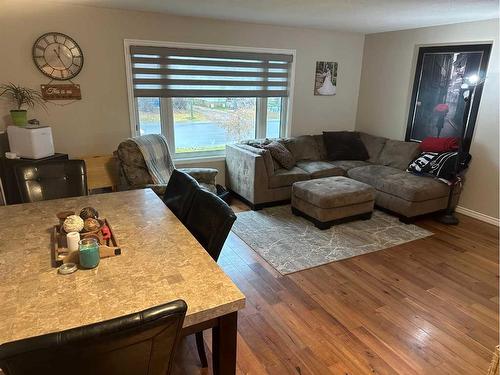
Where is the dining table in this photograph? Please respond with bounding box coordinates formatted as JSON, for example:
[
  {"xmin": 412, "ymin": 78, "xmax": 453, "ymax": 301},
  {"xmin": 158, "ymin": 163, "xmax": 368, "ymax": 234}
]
[{"xmin": 0, "ymin": 189, "xmax": 246, "ymax": 374}]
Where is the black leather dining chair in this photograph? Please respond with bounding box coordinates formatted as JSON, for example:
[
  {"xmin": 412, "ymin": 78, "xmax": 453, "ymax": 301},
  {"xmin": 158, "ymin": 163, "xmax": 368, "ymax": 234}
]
[
  {"xmin": 0, "ymin": 299, "xmax": 187, "ymax": 375},
  {"xmin": 184, "ymin": 188, "xmax": 237, "ymax": 367},
  {"xmin": 14, "ymin": 159, "xmax": 88, "ymax": 203},
  {"xmin": 162, "ymin": 169, "xmax": 200, "ymax": 222}
]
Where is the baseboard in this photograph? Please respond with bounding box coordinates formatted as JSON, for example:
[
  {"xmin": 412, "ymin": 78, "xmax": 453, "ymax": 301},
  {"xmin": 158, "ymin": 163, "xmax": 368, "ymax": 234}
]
[{"xmin": 455, "ymin": 206, "xmax": 500, "ymax": 226}]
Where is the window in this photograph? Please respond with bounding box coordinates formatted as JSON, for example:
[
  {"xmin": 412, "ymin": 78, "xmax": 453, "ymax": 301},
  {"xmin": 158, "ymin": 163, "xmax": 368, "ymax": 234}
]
[
  {"xmin": 137, "ymin": 97, "xmax": 161, "ymax": 135},
  {"xmin": 172, "ymin": 97, "xmax": 256, "ymax": 155},
  {"xmin": 266, "ymin": 97, "xmax": 283, "ymax": 139},
  {"xmin": 127, "ymin": 42, "xmax": 294, "ymax": 159}
]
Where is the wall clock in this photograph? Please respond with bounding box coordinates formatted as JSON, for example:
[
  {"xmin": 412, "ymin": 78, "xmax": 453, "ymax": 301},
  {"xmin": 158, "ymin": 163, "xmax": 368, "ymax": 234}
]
[{"xmin": 32, "ymin": 32, "xmax": 84, "ymax": 80}]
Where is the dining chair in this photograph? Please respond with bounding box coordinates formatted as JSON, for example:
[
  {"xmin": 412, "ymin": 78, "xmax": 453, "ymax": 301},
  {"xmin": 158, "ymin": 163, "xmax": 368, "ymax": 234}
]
[
  {"xmin": 185, "ymin": 188, "xmax": 237, "ymax": 368},
  {"xmin": 14, "ymin": 159, "xmax": 88, "ymax": 203},
  {"xmin": 163, "ymin": 169, "xmax": 200, "ymax": 222},
  {"xmin": 0, "ymin": 299, "xmax": 187, "ymax": 375}
]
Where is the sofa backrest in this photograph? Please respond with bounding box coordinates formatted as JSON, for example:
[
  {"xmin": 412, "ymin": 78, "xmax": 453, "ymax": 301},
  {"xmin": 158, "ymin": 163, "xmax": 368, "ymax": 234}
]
[
  {"xmin": 358, "ymin": 132, "xmax": 387, "ymax": 163},
  {"xmin": 377, "ymin": 139, "xmax": 421, "ymax": 170},
  {"xmin": 116, "ymin": 139, "xmax": 153, "ymax": 187},
  {"xmin": 235, "ymin": 132, "xmax": 420, "ymax": 172},
  {"xmin": 282, "ymin": 135, "xmax": 325, "ymax": 161}
]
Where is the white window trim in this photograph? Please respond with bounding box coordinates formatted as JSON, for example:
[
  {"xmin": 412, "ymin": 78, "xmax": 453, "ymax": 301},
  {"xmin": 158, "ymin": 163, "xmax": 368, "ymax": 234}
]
[{"xmin": 124, "ymin": 39, "xmax": 296, "ymax": 160}]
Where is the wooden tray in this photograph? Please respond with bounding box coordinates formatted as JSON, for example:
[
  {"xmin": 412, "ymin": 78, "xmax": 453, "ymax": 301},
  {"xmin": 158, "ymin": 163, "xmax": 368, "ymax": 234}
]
[{"xmin": 51, "ymin": 218, "xmax": 121, "ymax": 267}]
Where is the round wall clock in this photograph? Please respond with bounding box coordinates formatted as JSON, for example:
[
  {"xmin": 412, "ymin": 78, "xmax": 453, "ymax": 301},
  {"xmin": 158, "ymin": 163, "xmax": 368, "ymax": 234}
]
[{"xmin": 32, "ymin": 32, "xmax": 84, "ymax": 80}]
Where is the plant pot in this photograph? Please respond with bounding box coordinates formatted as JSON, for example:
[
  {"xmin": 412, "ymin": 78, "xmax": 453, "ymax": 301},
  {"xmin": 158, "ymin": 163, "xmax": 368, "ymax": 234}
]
[{"xmin": 10, "ymin": 110, "xmax": 27, "ymax": 126}]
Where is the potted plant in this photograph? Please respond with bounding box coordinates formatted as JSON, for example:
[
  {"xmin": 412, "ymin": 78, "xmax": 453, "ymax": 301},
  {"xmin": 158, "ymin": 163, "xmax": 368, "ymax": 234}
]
[{"xmin": 0, "ymin": 83, "xmax": 46, "ymax": 126}]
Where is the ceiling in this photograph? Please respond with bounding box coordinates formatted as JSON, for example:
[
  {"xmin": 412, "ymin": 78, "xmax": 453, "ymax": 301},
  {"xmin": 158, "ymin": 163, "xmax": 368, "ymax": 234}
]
[{"xmin": 51, "ymin": 0, "xmax": 498, "ymax": 33}]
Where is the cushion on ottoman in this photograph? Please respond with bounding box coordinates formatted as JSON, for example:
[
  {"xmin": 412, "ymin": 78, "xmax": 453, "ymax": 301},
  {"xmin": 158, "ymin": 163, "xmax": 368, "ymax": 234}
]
[
  {"xmin": 291, "ymin": 176, "xmax": 375, "ymax": 228},
  {"xmin": 293, "ymin": 176, "xmax": 375, "ymax": 208}
]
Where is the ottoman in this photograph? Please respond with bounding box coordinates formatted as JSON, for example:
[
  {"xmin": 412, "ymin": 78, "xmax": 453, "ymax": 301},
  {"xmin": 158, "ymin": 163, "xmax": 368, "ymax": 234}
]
[{"xmin": 291, "ymin": 176, "xmax": 375, "ymax": 229}]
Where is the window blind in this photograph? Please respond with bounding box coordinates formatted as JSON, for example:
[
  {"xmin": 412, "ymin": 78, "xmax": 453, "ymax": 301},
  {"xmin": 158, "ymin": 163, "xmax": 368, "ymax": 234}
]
[{"xmin": 130, "ymin": 46, "xmax": 293, "ymax": 98}]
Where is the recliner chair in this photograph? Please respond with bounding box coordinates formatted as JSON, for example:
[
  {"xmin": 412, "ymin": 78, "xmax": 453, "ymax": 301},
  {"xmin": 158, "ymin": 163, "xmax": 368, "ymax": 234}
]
[{"xmin": 116, "ymin": 139, "xmax": 218, "ymax": 196}]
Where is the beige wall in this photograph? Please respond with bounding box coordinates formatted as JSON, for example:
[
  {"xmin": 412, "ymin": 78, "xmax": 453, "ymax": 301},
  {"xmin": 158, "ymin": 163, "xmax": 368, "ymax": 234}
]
[
  {"xmin": 0, "ymin": 0, "xmax": 364, "ymax": 179},
  {"xmin": 356, "ymin": 19, "xmax": 499, "ymax": 219}
]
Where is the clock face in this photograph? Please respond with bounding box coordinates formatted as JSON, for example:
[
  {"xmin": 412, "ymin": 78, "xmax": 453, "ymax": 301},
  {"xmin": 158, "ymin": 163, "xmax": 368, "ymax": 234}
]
[{"xmin": 32, "ymin": 32, "xmax": 84, "ymax": 80}]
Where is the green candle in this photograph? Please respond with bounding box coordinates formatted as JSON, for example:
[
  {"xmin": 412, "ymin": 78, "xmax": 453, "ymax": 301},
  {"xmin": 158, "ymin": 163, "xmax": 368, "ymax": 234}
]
[{"xmin": 79, "ymin": 238, "xmax": 100, "ymax": 269}]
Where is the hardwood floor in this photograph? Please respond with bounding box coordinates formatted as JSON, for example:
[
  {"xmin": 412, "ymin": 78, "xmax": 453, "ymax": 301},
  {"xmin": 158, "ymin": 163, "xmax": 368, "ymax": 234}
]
[{"xmin": 173, "ymin": 201, "xmax": 499, "ymax": 375}]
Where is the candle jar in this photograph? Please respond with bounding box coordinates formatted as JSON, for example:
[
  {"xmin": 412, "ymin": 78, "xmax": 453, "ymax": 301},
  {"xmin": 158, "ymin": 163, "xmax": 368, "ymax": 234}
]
[{"xmin": 79, "ymin": 238, "xmax": 100, "ymax": 269}]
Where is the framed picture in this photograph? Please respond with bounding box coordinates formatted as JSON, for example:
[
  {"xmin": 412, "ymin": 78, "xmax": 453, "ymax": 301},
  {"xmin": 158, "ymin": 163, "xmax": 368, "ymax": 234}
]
[
  {"xmin": 314, "ymin": 61, "xmax": 338, "ymax": 96},
  {"xmin": 406, "ymin": 44, "xmax": 491, "ymax": 153}
]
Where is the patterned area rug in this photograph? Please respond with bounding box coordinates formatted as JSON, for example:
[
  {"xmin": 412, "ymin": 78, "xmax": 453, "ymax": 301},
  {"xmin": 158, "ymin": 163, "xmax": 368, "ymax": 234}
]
[{"xmin": 231, "ymin": 205, "xmax": 432, "ymax": 275}]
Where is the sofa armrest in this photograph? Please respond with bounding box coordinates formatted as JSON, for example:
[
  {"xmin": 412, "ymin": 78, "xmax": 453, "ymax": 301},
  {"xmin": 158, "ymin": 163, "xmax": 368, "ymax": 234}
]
[
  {"xmin": 179, "ymin": 167, "xmax": 218, "ymax": 185},
  {"xmin": 225, "ymin": 144, "xmax": 269, "ymax": 205}
]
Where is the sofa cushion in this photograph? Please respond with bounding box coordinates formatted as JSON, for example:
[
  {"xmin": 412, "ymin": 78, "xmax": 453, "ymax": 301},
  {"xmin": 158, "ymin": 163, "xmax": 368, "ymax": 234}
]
[
  {"xmin": 377, "ymin": 139, "xmax": 420, "ymax": 170},
  {"xmin": 296, "ymin": 160, "xmax": 344, "ymax": 179},
  {"xmin": 262, "ymin": 141, "xmax": 296, "ymax": 170},
  {"xmin": 282, "ymin": 135, "xmax": 322, "ymax": 161},
  {"xmin": 347, "ymin": 165, "xmax": 402, "ymax": 188},
  {"xmin": 293, "ymin": 176, "xmax": 375, "ymax": 208},
  {"xmin": 323, "ymin": 131, "xmax": 369, "ymax": 161},
  {"xmin": 359, "ymin": 132, "xmax": 387, "ymax": 163},
  {"xmin": 329, "ymin": 160, "xmax": 371, "ymax": 173},
  {"xmin": 378, "ymin": 173, "xmax": 450, "ymax": 202},
  {"xmin": 269, "ymin": 167, "xmax": 310, "ymax": 188}
]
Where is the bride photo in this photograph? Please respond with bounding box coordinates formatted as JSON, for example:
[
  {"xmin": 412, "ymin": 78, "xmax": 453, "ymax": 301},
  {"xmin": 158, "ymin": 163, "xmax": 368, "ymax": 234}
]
[{"xmin": 314, "ymin": 61, "xmax": 338, "ymax": 96}]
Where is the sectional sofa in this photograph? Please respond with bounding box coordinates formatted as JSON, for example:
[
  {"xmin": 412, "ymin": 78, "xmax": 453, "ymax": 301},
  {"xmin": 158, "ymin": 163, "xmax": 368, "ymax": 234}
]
[{"xmin": 225, "ymin": 132, "xmax": 460, "ymax": 221}]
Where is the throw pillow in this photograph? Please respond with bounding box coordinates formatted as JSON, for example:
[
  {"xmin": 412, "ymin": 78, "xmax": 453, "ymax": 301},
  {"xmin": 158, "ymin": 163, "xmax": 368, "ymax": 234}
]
[
  {"xmin": 420, "ymin": 137, "xmax": 459, "ymax": 152},
  {"xmin": 322, "ymin": 131, "xmax": 369, "ymax": 161},
  {"xmin": 262, "ymin": 141, "xmax": 296, "ymax": 170},
  {"xmin": 407, "ymin": 151, "xmax": 471, "ymax": 181}
]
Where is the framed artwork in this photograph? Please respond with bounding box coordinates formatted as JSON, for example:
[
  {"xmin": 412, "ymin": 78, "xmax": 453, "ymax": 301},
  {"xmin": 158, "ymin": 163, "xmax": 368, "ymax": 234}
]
[
  {"xmin": 406, "ymin": 44, "xmax": 491, "ymax": 153},
  {"xmin": 314, "ymin": 61, "xmax": 338, "ymax": 96}
]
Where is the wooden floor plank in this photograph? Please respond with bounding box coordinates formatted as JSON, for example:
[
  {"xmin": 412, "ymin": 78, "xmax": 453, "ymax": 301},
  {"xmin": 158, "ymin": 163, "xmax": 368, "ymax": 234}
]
[{"xmin": 173, "ymin": 203, "xmax": 499, "ymax": 375}]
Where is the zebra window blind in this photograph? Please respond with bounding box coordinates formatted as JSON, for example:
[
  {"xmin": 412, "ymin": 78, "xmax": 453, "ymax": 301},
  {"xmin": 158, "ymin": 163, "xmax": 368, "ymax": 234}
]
[{"xmin": 129, "ymin": 45, "xmax": 293, "ymax": 98}]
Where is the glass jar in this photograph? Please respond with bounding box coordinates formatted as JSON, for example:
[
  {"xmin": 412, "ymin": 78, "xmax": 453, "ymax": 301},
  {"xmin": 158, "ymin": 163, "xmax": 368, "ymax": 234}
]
[{"xmin": 79, "ymin": 238, "xmax": 100, "ymax": 269}]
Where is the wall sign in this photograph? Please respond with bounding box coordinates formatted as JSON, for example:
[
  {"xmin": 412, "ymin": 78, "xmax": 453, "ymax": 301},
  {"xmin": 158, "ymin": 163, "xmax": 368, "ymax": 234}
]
[{"xmin": 41, "ymin": 84, "xmax": 82, "ymax": 100}]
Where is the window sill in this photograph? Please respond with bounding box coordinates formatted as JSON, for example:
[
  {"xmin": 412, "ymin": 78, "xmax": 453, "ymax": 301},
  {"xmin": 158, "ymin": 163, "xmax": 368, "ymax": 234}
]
[{"xmin": 174, "ymin": 155, "xmax": 226, "ymax": 165}]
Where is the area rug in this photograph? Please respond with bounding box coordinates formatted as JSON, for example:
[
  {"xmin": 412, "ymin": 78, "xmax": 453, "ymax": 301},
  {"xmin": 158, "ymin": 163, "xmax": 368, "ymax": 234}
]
[{"xmin": 231, "ymin": 205, "xmax": 432, "ymax": 275}]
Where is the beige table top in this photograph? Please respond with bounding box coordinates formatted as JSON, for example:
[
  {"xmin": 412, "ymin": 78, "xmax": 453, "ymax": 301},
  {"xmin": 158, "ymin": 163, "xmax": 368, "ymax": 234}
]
[{"xmin": 0, "ymin": 189, "xmax": 245, "ymax": 344}]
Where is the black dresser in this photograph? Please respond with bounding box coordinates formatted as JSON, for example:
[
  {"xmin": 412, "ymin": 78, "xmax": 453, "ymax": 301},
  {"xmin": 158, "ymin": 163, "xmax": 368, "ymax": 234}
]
[{"xmin": 0, "ymin": 153, "xmax": 69, "ymax": 205}]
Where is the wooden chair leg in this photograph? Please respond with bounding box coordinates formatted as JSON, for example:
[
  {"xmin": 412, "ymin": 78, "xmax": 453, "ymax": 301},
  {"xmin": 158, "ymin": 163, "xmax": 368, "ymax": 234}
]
[{"xmin": 195, "ymin": 331, "xmax": 208, "ymax": 368}]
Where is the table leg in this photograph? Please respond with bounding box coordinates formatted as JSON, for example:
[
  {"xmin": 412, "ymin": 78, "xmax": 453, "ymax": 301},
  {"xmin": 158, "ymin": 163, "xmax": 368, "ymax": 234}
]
[{"xmin": 212, "ymin": 311, "xmax": 238, "ymax": 375}]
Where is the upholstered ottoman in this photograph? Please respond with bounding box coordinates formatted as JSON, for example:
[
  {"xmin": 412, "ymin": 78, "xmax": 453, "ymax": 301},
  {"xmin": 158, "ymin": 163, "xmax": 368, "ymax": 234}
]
[{"xmin": 291, "ymin": 176, "xmax": 375, "ymax": 229}]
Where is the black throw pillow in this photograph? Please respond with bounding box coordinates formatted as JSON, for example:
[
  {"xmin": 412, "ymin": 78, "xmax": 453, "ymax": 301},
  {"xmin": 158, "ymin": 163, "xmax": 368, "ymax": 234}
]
[
  {"xmin": 322, "ymin": 131, "xmax": 369, "ymax": 161},
  {"xmin": 407, "ymin": 151, "xmax": 471, "ymax": 181}
]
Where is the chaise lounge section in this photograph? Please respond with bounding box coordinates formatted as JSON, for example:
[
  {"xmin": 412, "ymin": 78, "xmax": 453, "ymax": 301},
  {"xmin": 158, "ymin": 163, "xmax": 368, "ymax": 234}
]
[{"xmin": 225, "ymin": 132, "xmax": 460, "ymax": 221}]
